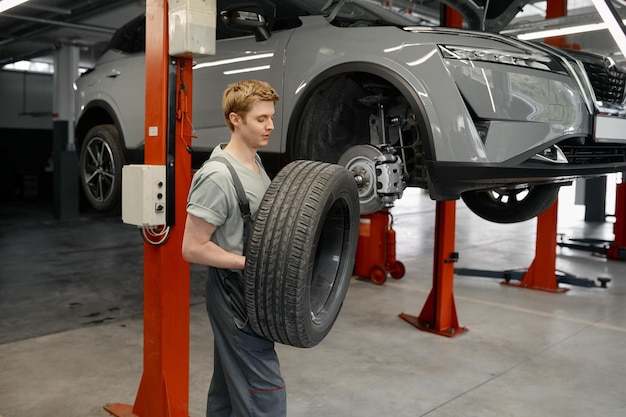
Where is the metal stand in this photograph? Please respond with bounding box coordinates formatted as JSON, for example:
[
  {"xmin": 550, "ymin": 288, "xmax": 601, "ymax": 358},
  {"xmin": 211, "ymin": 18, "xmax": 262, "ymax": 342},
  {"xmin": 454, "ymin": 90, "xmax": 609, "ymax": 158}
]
[
  {"xmin": 399, "ymin": 200, "xmax": 467, "ymax": 337},
  {"xmin": 455, "ymin": 268, "xmax": 610, "ymax": 289}
]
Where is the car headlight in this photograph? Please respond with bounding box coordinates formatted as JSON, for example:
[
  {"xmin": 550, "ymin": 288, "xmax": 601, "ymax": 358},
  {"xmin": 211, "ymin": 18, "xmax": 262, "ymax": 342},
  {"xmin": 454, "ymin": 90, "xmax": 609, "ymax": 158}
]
[{"xmin": 439, "ymin": 45, "xmax": 555, "ymax": 71}]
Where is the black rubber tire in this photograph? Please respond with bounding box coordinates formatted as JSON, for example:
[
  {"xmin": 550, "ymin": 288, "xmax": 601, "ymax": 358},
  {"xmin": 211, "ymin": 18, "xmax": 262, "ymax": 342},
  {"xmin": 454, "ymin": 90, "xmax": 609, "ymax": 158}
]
[
  {"xmin": 79, "ymin": 124, "xmax": 125, "ymax": 211},
  {"xmin": 461, "ymin": 184, "xmax": 560, "ymax": 224},
  {"xmin": 244, "ymin": 160, "xmax": 360, "ymax": 348}
]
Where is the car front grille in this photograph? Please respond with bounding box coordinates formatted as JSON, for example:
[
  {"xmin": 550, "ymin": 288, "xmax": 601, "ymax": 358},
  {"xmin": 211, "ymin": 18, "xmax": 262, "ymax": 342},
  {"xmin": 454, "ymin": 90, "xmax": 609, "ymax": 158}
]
[
  {"xmin": 583, "ymin": 61, "xmax": 626, "ymax": 104},
  {"xmin": 560, "ymin": 144, "xmax": 626, "ymax": 165},
  {"xmin": 565, "ymin": 49, "xmax": 626, "ymax": 105}
]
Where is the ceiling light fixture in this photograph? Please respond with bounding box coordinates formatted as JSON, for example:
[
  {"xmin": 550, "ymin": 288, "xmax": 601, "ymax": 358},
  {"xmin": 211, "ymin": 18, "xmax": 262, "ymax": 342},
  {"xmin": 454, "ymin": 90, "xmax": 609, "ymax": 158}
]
[
  {"xmin": 590, "ymin": 0, "xmax": 626, "ymax": 59},
  {"xmin": 517, "ymin": 22, "xmax": 611, "ymax": 40},
  {"xmin": 0, "ymin": 0, "xmax": 30, "ymax": 14},
  {"xmin": 517, "ymin": 0, "xmax": 626, "ymax": 59}
]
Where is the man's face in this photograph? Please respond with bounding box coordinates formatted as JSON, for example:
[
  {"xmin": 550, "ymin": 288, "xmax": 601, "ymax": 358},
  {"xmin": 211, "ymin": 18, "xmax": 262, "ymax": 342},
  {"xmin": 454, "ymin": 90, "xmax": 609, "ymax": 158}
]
[{"xmin": 237, "ymin": 100, "xmax": 275, "ymax": 149}]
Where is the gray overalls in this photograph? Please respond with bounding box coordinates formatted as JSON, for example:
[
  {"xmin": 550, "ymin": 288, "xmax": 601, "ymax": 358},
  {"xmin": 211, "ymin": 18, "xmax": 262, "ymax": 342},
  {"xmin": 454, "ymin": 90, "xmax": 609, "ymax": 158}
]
[{"xmin": 204, "ymin": 156, "xmax": 286, "ymax": 417}]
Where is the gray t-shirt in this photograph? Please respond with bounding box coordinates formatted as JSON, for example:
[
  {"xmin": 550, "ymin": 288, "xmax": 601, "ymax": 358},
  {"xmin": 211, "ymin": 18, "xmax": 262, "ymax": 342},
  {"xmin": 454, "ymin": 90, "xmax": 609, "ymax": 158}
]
[{"xmin": 186, "ymin": 144, "xmax": 271, "ymax": 255}]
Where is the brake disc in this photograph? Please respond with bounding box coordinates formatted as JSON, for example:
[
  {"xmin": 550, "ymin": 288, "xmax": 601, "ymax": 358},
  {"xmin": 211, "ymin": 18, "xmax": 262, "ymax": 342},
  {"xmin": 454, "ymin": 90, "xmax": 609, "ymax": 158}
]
[{"xmin": 338, "ymin": 144, "xmax": 385, "ymax": 214}]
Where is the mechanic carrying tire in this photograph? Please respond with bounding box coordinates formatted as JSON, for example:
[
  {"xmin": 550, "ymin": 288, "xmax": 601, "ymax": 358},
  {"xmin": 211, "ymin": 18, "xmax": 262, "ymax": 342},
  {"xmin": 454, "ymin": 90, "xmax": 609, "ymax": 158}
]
[{"xmin": 182, "ymin": 80, "xmax": 360, "ymax": 417}]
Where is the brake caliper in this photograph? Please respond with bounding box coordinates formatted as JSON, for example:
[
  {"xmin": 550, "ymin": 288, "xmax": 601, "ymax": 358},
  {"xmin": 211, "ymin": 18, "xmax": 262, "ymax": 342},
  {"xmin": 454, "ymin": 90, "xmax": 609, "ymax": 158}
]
[{"xmin": 338, "ymin": 144, "xmax": 406, "ymax": 214}]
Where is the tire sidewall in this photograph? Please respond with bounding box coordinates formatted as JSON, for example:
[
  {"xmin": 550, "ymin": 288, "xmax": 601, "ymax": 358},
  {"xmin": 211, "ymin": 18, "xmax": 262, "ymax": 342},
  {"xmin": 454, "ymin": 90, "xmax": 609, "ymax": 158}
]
[
  {"xmin": 461, "ymin": 184, "xmax": 560, "ymax": 223},
  {"xmin": 299, "ymin": 171, "xmax": 359, "ymax": 345}
]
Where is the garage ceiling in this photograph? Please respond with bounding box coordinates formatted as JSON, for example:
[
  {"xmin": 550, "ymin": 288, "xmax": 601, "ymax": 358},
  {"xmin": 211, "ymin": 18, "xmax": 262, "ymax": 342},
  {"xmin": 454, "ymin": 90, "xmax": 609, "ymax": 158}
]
[
  {"xmin": 0, "ymin": 0, "xmax": 145, "ymax": 67},
  {"xmin": 0, "ymin": 0, "xmax": 624, "ymax": 70}
]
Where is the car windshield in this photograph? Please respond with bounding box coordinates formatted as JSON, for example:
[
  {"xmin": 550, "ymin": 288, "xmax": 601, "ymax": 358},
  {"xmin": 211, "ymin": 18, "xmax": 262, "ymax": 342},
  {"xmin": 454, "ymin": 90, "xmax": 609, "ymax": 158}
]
[{"xmin": 310, "ymin": 0, "xmax": 434, "ymax": 27}]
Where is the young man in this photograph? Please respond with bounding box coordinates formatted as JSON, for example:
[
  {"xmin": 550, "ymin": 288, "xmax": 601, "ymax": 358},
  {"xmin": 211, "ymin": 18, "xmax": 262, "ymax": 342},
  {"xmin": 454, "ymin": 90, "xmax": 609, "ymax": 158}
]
[{"xmin": 182, "ymin": 79, "xmax": 285, "ymax": 417}]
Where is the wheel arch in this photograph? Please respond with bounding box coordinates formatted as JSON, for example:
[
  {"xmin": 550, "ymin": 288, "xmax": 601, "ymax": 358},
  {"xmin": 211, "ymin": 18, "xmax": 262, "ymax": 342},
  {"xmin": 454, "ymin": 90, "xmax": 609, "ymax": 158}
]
[
  {"xmin": 285, "ymin": 62, "xmax": 436, "ymax": 172},
  {"xmin": 75, "ymin": 100, "xmax": 130, "ymax": 160}
]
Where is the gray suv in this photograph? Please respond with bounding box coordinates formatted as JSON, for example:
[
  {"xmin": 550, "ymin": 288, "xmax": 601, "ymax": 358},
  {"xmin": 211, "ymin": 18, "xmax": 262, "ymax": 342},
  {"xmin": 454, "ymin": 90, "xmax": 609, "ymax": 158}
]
[{"xmin": 74, "ymin": 0, "xmax": 626, "ymax": 223}]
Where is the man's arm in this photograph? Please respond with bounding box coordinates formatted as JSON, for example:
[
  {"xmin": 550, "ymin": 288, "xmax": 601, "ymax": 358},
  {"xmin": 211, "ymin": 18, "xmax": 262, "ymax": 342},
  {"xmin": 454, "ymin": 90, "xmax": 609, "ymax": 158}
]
[{"xmin": 181, "ymin": 213, "xmax": 246, "ymax": 270}]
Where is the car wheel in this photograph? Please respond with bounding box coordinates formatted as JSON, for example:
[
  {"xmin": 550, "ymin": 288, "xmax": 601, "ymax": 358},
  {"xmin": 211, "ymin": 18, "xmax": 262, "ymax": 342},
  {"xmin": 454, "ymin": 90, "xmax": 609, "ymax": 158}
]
[
  {"xmin": 461, "ymin": 184, "xmax": 560, "ymax": 224},
  {"xmin": 79, "ymin": 125, "xmax": 125, "ymax": 211},
  {"xmin": 244, "ymin": 160, "xmax": 360, "ymax": 348}
]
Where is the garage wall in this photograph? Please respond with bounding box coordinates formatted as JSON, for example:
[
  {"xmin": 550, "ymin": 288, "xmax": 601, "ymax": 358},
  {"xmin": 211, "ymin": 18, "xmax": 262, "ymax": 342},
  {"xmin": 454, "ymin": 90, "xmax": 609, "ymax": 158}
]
[
  {"xmin": 0, "ymin": 70, "xmax": 54, "ymax": 203},
  {"xmin": 0, "ymin": 70, "xmax": 53, "ymax": 129}
]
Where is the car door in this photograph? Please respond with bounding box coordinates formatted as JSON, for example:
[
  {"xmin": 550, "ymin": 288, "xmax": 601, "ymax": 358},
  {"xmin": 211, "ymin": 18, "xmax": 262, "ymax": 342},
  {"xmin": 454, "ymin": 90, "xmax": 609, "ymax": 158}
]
[{"xmin": 190, "ymin": 17, "xmax": 297, "ymax": 154}]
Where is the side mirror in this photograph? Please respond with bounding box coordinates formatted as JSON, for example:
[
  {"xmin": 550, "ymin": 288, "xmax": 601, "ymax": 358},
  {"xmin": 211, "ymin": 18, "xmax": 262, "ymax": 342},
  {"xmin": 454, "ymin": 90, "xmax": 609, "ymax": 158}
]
[{"xmin": 221, "ymin": 10, "xmax": 271, "ymax": 41}]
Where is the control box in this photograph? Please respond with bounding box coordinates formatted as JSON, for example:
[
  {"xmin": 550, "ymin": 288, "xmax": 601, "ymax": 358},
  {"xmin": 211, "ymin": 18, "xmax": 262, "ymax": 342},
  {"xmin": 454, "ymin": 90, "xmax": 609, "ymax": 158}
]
[
  {"xmin": 168, "ymin": 0, "xmax": 216, "ymax": 57},
  {"xmin": 122, "ymin": 165, "xmax": 167, "ymax": 227}
]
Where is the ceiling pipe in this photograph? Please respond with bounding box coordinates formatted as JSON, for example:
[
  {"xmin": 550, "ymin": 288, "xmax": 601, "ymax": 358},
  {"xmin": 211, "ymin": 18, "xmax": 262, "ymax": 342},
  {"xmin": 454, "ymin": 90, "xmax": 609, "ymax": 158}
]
[{"xmin": 22, "ymin": 3, "xmax": 72, "ymax": 15}]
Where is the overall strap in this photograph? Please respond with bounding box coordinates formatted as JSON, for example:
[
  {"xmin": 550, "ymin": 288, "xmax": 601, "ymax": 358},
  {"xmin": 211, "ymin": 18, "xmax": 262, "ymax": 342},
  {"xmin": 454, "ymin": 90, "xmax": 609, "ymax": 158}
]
[{"xmin": 211, "ymin": 156, "xmax": 252, "ymax": 250}]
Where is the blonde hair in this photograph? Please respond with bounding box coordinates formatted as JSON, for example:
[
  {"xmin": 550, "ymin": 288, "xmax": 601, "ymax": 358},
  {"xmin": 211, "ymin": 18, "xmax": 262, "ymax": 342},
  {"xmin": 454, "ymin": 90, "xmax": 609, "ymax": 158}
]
[{"xmin": 222, "ymin": 79, "xmax": 280, "ymax": 132}]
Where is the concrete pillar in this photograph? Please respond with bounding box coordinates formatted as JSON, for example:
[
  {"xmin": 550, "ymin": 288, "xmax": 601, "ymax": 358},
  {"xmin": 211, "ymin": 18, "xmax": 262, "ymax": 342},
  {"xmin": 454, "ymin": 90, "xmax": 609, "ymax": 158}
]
[
  {"xmin": 52, "ymin": 44, "xmax": 80, "ymax": 219},
  {"xmin": 584, "ymin": 176, "xmax": 607, "ymax": 222}
]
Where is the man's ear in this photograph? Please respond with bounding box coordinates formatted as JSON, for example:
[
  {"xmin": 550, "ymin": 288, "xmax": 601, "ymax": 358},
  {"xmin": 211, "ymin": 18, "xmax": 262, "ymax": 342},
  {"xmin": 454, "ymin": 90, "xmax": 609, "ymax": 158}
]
[{"xmin": 229, "ymin": 112, "xmax": 241, "ymax": 127}]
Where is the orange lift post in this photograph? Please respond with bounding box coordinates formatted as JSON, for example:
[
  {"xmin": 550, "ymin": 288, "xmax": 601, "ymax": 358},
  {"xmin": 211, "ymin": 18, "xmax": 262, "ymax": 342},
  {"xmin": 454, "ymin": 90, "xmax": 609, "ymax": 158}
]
[
  {"xmin": 398, "ymin": 6, "xmax": 467, "ymax": 338},
  {"xmin": 607, "ymin": 180, "xmax": 626, "ymax": 260},
  {"xmin": 104, "ymin": 0, "xmax": 193, "ymax": 416},
  {"xmin": 399, "ymin": 199, "xmax": 466, "ymax": 337},
  {"xmin": 502, "ymin": 200, "xmax": 568, "ymax": 292}
]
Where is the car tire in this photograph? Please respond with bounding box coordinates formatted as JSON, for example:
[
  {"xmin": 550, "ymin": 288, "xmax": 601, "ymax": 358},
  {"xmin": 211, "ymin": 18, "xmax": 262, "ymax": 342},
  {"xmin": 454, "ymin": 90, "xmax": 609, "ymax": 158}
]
[
  {"xmin": 244, "ymin": 160, "xmax": 360, "ymax": 348},
  {"xmin": 461, "ymin": 184, "xmax": 560, "ymax": 224},
  {"xmin": 79, "ymin": 124, "xmax": 125, "ymax": 211}
]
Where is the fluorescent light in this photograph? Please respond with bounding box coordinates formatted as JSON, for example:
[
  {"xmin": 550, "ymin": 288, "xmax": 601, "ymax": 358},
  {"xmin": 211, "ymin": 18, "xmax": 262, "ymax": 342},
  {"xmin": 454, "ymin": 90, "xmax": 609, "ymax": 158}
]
[
  {"xmin": 590, "ymin": 0, "xmax": 626, "ymax": 59},
  {"xmin": 0, "ymin": 0, "xmax": 30, "ymax": 14},
  {"xmin": 518, "ymin": 0, "xmax": 626, "ymax": 60},
  {"xmin": 193, "ymin": 53, "xmax": 273, "ymax": 69},
  {"xmin": 518, "ymin": 22, "xmax": 610, "ymax": 40},
  {"xmin": 223, "ymin": 65, "xmax": 270, "ymax": 75}
]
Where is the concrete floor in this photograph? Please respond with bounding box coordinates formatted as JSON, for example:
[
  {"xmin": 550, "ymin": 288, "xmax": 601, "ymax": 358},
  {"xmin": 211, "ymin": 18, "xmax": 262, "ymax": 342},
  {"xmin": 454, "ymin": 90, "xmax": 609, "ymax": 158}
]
[{"xmin": 2, "ymin": 185, "xmax": 626, "ymax": 417}]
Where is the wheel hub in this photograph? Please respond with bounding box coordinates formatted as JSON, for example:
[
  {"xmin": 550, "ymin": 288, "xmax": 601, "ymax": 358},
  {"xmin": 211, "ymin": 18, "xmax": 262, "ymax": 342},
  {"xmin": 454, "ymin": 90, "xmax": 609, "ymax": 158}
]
[{"xmin": 338, "ymin": 144, "xmax": 406, "ymax": 214}]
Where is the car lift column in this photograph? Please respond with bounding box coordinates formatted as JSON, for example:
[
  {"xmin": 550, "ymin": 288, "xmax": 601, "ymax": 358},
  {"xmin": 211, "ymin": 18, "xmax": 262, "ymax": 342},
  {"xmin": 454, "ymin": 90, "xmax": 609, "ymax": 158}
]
[
  {"xmin": 545, "ymin": 0, "xmax": 568, "ymax": 48},
  {"xmin": 503, "ymin": 199, "xmax": 569, "ymax": 292},
  {"xmin": 399, "ymin": 6, "xmax": 466, "ymax": 337},
  {"xmin": 607, "ymin": 179, "xmax": 626, "ymax": 259},
  {"xmin": 399, "ymin": 200, "xmax": 466, "ymax": 336},
  {"xmin": 104, "ymin": 0, "xmax": 193, "ymax": 416}
]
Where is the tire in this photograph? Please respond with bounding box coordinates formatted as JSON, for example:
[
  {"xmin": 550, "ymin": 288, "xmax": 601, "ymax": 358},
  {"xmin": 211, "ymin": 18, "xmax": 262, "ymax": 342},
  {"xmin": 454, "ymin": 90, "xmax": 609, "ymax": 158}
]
[
  {"xmin": 79, "ymin": 125, "xmax": 125, "ymax": 211},
  {"xmin": 244, "ymin": 160, "xmax": 360, "ymax": 348},
  {"xmin": 461, "ymin": 184, "xmax": 560, "ymax": 224}
]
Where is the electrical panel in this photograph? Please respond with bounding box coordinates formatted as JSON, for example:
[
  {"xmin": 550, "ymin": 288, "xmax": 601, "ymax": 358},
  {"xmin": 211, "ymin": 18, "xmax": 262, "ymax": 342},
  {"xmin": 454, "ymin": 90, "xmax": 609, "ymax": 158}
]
[
  {"xmin": 122, "ymin": 165, "xmax": 167, "ymax": 227},
  {"xmin": 169, "ymin": 0, "xmax": 216, "ymax": 57}
]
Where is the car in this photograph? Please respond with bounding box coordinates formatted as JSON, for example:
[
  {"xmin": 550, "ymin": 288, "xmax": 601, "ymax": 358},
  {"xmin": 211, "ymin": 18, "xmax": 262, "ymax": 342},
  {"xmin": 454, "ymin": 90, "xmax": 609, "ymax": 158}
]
[{"xmin": 74, "ymin": 0, "xmax": 626, "ymax": 223}]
